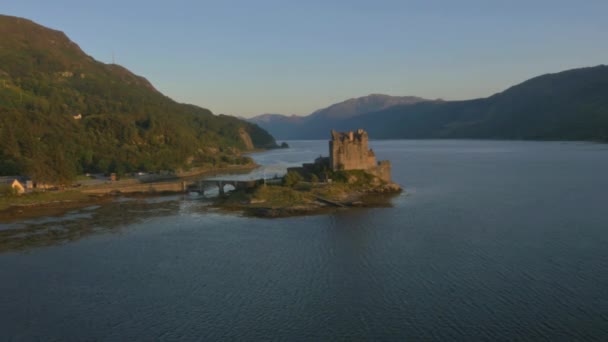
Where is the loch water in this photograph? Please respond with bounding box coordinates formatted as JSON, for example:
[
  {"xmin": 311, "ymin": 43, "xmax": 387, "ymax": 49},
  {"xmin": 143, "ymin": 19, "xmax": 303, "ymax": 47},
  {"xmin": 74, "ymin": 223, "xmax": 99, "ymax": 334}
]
[{"xmin": 1, "ymin": 140, "xmax": 607, "ymax": 341}]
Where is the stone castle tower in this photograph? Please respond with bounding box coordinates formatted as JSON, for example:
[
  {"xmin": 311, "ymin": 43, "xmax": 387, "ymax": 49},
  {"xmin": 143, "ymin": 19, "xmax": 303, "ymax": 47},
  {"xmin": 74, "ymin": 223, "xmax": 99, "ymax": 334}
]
[
  {"xmin": 329, "ymin": 129, "xmax": 392, "ymax": 182},
  {"xmin": 329, "ymin": 129, "xmax": 376, "ymax": 171}
]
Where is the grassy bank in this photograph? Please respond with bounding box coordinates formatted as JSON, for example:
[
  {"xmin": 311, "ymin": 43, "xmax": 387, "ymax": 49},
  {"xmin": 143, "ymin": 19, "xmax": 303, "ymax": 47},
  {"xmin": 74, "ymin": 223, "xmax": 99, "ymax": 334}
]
[{"xmin": 0, "ymin": 191, "xmax": 92, "ymax": 211}]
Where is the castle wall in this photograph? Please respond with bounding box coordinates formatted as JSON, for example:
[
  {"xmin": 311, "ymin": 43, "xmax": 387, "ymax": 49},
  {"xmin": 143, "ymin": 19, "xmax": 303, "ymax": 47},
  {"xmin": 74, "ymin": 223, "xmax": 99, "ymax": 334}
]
[
  {"xmin": 329, "ymin": 129, "xmax": 376, "ymax": 171},
  {"xmin": 368, "ymin": 161, "xmax": 392, "ymax": 183}
]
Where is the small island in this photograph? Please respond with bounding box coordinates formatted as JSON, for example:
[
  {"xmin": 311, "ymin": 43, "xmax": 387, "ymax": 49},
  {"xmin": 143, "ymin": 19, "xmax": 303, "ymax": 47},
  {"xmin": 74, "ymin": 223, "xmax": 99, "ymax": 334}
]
[{"xmin": 214, "ymin": 129, "xmax": 402, "ymax": 217}]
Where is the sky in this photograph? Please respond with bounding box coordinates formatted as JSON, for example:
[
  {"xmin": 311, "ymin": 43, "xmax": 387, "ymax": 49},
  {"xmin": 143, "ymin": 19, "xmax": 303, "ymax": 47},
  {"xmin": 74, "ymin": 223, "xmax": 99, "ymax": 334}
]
[{"xmin": 4, "ymin": 0, "xmax": 608, "ymax": 117}]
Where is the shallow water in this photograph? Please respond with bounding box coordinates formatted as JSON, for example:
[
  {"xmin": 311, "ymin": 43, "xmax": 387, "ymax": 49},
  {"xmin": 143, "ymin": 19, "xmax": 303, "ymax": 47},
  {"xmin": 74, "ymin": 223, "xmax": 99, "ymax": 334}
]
[{"xmin": 1, "ymin": 140, "xmax": 607, "ymax": 340}]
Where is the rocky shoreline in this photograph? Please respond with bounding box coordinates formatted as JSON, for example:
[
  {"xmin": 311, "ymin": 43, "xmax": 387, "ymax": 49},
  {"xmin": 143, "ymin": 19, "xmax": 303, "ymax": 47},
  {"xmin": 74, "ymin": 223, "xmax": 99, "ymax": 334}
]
[{"xmin": 213, "ymin": 182, "xmax": 403, "ymax": 218}]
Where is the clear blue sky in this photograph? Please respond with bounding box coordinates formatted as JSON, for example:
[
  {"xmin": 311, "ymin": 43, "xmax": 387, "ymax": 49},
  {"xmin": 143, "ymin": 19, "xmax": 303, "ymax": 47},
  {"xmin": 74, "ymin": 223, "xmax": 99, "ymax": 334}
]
[{"xmin": 4, "ymin": 0, "xmax": 608, "ymax": 117}]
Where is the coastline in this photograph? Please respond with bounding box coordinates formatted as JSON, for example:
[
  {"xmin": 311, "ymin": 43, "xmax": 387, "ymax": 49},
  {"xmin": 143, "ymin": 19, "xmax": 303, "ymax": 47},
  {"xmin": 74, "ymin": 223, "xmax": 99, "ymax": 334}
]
[
  {"xmin": 212, "ymin": 181, "xmax": 403, "ymax": 218},
  {"xmin": 0, "ymin": 163, "xmax": 259, "ymax": 222}
]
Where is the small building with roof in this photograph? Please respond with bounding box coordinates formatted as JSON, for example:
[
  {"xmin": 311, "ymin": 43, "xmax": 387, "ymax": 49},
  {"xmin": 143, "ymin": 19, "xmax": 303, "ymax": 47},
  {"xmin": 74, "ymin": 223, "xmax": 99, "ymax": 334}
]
[{"xmin": 0, "ymin": 177, "xmax": 26, "ymax": 194}]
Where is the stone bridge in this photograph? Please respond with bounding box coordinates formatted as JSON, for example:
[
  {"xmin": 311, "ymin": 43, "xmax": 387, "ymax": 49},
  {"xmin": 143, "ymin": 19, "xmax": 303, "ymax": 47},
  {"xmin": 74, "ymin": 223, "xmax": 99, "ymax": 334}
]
[
  {"xmin": 82, "ymin": 178, "xmax": 262, "ymax": 195},
  {"xmin": 187, "ymin": 179, "xmax": 259, "ymax": 195}
]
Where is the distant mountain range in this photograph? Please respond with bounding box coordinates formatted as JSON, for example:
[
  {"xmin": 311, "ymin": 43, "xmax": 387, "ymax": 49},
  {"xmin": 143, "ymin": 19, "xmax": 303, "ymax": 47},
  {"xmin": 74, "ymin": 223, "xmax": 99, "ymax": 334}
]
[
  {"xmin": 249, "ymin": 94, "xmax": 438, "ymax": 139},
  {"xmin": 0, "ymin": 15, "xmax": 277, "ymax": 181},
  {"xmin": 308, "ymin": 94, "xmax": 435, "ymax": 120},
  {"xmin": 249, "ymin": 66, "xmax": 608, "ymax": 141}
]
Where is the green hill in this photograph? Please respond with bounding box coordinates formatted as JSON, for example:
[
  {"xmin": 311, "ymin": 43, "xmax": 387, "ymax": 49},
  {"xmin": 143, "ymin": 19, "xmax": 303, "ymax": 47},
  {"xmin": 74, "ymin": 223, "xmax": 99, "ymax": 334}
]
[{"xmin": 0, "ymin": 15, "xmax": 277, "ymax": 183}]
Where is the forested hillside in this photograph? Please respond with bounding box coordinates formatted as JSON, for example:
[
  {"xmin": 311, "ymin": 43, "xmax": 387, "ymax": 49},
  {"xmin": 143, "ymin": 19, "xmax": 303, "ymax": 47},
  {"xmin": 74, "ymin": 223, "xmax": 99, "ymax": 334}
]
[
  {"xmin": 250, "ymin": 66, "xmax": 608, "ymax": 141},
  {"xmin": 352, "ymin": 65, "xmax": 608, "ymax": 140},
  {"xmin": 0, "ymin": 15, "xmax": 277, "ymax": 183}
]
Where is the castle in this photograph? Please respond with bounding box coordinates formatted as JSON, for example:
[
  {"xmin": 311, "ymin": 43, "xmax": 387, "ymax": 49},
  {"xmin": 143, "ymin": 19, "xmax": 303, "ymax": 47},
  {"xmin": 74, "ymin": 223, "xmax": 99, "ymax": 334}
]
[
  {"xmin": 289, "ymin": 129, "xmax": 392, "ymax": 183},
  {"xmin": 329, "ymin": 129, "xmax": 391, "ymax": 182}
]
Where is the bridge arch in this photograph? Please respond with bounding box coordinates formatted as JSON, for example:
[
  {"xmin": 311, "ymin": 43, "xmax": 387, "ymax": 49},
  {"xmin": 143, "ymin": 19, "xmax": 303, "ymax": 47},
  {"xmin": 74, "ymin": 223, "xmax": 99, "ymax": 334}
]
[{"xmin": 187, "ymin": 179, "xmax": 258, "ymax": 196}]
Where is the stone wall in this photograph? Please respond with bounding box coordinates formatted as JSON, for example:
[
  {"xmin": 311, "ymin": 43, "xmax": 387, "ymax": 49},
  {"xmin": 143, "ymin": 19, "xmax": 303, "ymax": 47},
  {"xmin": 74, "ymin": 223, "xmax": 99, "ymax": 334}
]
[
  {"xmin": 368, "ymin": 160, "xmax": 392, "ymax": 183},
  {"xmin": 329, "ymin": 129, "xmax": 377, "ymax": 171}
]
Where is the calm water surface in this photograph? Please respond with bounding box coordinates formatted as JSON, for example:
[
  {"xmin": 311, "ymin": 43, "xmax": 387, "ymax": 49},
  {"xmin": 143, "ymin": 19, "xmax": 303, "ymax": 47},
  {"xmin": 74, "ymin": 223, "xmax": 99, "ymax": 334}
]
[{"xmin": 1, "ymin": 140, "xmax": 607, "ymax": 341}]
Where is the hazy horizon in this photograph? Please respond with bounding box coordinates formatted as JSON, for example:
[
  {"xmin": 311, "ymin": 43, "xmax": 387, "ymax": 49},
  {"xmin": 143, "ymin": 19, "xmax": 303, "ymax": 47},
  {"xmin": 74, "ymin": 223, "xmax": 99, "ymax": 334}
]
[{"xmin": 4, "ymin": 0, "xmax": 608, "ymax": 117}]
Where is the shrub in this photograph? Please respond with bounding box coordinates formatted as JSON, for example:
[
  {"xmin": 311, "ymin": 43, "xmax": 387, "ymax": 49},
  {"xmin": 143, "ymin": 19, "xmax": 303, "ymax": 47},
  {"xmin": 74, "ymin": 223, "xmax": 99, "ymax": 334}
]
[
  {"xmin": 332, "ymin": 170, "xmax": 374, "ymax": 185},
  {"xmin": 282, "ymin": 171, "xmax": 303, "ymax": 187},
  {"xmin": 0, "ymin": 184, "xmax": 18, "ymax": 197}
]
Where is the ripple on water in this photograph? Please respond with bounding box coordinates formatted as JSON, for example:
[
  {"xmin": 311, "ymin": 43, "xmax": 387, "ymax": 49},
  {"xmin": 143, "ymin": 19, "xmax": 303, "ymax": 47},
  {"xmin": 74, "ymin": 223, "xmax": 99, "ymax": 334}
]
[{"xmin": 1, "ymin": 140, "xmax": 608, "ymax": 340}]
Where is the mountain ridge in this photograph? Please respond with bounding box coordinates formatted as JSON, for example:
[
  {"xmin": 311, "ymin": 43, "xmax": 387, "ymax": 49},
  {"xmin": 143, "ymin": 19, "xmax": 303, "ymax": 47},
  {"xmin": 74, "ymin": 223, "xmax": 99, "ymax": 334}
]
[
  {"xmin": 248, "ymin": 65, "xmax": 608, "ymax": 141},
  {"xmin": 309, "ymin": 94, "xmax": 434, "ymax": 119},
  {"xmin": 248, "ymin": 94, "xmax": 436, "ymax": 139}
]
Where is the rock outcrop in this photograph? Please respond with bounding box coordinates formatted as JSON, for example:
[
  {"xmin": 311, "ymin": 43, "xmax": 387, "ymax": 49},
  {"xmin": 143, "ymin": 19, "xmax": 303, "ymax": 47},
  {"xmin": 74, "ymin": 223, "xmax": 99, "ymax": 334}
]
[{"xmin": 238, "ymin": 128, "xmax": 255, "ymax": 150}]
